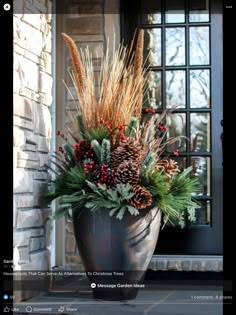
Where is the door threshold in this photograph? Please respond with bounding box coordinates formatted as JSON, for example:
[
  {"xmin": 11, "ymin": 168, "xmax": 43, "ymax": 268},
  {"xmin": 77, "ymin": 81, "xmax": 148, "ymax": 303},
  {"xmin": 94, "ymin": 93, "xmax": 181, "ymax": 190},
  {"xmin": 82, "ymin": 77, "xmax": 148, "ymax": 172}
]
[{"xmin": 150, "ymin": 255, "xmax": 223, "ymax": 272}]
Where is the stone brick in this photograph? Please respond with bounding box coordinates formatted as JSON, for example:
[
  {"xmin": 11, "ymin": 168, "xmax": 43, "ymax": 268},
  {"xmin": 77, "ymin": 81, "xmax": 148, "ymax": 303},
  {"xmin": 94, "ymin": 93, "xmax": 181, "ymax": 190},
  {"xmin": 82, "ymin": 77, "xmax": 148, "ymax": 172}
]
[
  {"xmin": 24, "ymin": 144, "xmax": 37, "ymax": 151},
  {"xmin": 14, "ymin": 115, "xmax": 34, "ymax": 131},
  {"xmin": 25, "ymin": 131, "xmax": 38, "ymax": 145},
  {"xmin": 14, "ymin": 44, "xmax": 39, "ymax": 64},
  {"xmin": 66, "ymin": 235, "xmax": 76, "ymax": 253},
  {"xmin": 18, "ymin": 151, "xmax": 38, "ymax": 161},
  {"xmin": 39, "ymin": 71, "xmax": 53, "ymax": 94},
  {"xmin": 14, "ymin": 18, "xmax": 43, "ymax": 56},
  {"xmin": 33, "ymin": 0, "xmax": 47, "ymax": 13},
  {"xmin": 13, "ymin": 196, "xmax": 17, "ymax": 228},
  {"xmin": 17, "ymin": 195, "xmax": 34, "ymax": 208},
  {"xmin": 45, "ymin": 219, "xmax": 52, "ymax": 247},
  {"xmin": 33, "ymin": 180, "xmax": 48, "ymax": 197},
  {"xmin": 14, "ymin": 70, "xmax": 21, "ymax": 94},
  {"xmin": 33, "ymin": 171, "xmax": 49, "ymax": 181},
  {"xmin": 66, "ymin": 17, "xmax": 103, "ymax": 35},
  {"xmin": 67, "ymin": 3, "xmax": 102, "ymax": 15},
  {"xmin": 66, "ymin": 222, "xmax": 74, "ymax": 234},
  {"xmin": 19, "ymin": 87, "xmax": 40, "ymax": 103},
  {"xmin": 39, "ymin": 93, "xmax": 53, "ymax": 106},
  {"xmin": 17, "ymin": 159, "xmax": 39, "ymax": 169},
  {"xmin": 14, "ymin": 228, "xmax": 44, "ymax": 247},
  {"xmin": 13, "ymin": 147, "xmax": 18, "ymax": 168},
  {"xmin": 167, "ymin": 261, "xmax": 182, "ymax": 271},
  {"xmin": 37, "ymin": 136, "xmax": 50, "ymax": 152},
  {"xmin": 18, "ymin": 247, "xmax": 30, "ymax": 264},
  {"xmin": 23, "ymin": 250, "xmax": 49, "ymax": 270},
  {"xmin": 43, "ymin": 30, "xmax": 51, "ymax": 53},
  {"xmin": 13, "ymin": 126, "xmax": 26, "ymax": 148},
  {"xmin": 14, "ymin": 169, "xmax": 33, "ymax": 193},
  {"xmin": 34, "ymin": 103, "xmax": 52, "ymax": 137},
  {"xmin": 16, "ymin": 209, "xmax": 43, "ymax": 229},
  {"xmin": 13, "ymin": 1, "xmax": 23, "ymax": 14},
  {"xmin": 39, "ymin": 153, "xmax": 50, "ymax": 167},
  {"xmin": 40, "ymin": 51, "xmax": 52, "ymax": 74},
  {"xmin": 66, "ymin": 254, "xmax": 82, "ymax": 265},
  {"xmin": 22, "ymin": 13, "xmax": 42, "ymax": 30},
  {"xmin": 29, "ymin": 237, "xmax": 45, "ymax": 252},
  {"xmin": 18, "ymin": 56, "xmax": 39, "ymax": 91}
]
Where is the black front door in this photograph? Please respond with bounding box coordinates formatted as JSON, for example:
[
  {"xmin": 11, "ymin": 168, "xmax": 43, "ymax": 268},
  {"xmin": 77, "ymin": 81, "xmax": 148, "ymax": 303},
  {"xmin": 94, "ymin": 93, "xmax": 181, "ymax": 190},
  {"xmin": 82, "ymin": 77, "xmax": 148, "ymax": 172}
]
[{"xmin": 122, "ymin": 0, "xmax": 223, "ymax": 254}]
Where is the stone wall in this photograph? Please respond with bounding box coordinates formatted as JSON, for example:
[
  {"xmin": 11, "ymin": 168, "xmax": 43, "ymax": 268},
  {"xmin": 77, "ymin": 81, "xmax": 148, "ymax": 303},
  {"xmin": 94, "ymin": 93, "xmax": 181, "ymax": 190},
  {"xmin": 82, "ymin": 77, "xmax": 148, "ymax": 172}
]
[{"xmin": 13, "ymin": 0, "xmax": 53, "ymax": 298}]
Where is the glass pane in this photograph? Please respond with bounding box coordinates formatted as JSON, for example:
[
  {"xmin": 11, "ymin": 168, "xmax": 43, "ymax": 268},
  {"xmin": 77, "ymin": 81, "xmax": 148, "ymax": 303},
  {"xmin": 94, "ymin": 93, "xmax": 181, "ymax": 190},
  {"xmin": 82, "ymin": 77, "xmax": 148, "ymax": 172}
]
[
  {"xmin": 141, "ymin": 0, "xmax": 161, "ymax": 24},
  {"xmin": 166, "ymin": 70, "xmax": 186, "ymax": 108},
  {"xmin": 145, "ymin": 71, "xmax": 162, "ymax": 109},
  {"xmin": 191, "ymin": 157, "xmax": 211, "ymax": 196},
  {"xmin": 166, "ymin": 113, "xmax": 186, "ymax": 152},
  {"xmin": 189, "ymin": 0, "xmax": 209, "ymax": 22},
  {"xmin": 189, "ymin": 200, "xmax": 211, "ymax": 226},
  {"xmin": 190, "ymin": 113, "xmax": 210, "ymax": 152},
  {"xmin": 189, "ymin": 27, "xmax": 210, "ymax": 65},
  {"xmin": 190, "ymin": 70, "xmax": 210, "ymax": 108},
  {"xmin": 165, "ymin": 0, "xmax": 185, "ymax": 23},
  {"xmin": 165, "ymin": 27, "xmax": 185, "ymax": 66},
  {"xmin": 144, "ymin": 28, "xmax": 162, "ymax": 66}
]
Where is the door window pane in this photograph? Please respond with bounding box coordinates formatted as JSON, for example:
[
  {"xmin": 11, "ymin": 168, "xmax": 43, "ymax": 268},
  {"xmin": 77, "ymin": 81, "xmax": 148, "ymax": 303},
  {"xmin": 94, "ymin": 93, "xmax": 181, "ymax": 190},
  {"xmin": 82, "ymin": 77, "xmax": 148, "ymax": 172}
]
[
  {"xmin": 189, "ymin": 200, "xmax": 211, "ymax": 226},
  {"xmin": 144, "ymin": 28, "xmax": 162, "ymax": 66},
  {"xmin": 191, "ymin": 157, "xmax": 211, "ymax": 196},
  {"xmin": 189, "ymin": 0, "xmax": 209, "ymax": 22},
  {"xmin": 190, "ymin": 69, "xmax": 210, "ymax": 108},
  {"xmin": 166, "ymin": 113, "xmax": 186, "ymax": 152},
  {"xmin": 190, "ymin": 113, "xmax": 210, "ymax": 152},
  {"xmin": 166, "ymin": 70, "xmax": 186, "ymax": 108},
  {"xmin": 145, "ymin": 71, "xmax": 162, "ymax": 109},
  {"xmin": 165, "ymin": 0, "xmax": 185, "ymax": 23},
  {"xmin": 165, "ymin": 27, "xmax": 185, "ymax": 66},
  {"xmin": 190, "ymin": 27, "xmax": 210, "ymax": 65}
]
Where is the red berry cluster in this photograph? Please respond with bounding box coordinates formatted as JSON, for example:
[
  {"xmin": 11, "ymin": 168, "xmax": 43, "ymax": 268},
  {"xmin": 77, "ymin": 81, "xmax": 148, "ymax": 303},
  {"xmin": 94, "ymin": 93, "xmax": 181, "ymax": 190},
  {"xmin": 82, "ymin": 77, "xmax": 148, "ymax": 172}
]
[
  {"xmin": 57, "ymin": 130, "xmax": 67, "ymax": 141},
  {"xmin": 83, "ymin": 161, "xmax": 95, "ymax": 174},
  {"xmin": 145, "ymin": 108, "xmax": 156, "ymax": 114},
  {"xmin": 58, "ymin": 146, "xmax": 64, "ymax": 154},
  {"xmin": 93, "ymin": 163, "xmax": 115, "ymax": 187},
  {"xmin": 158, "ymin": 125, "xmax": 168, "ymax": 131},
  {"xmin": 74, "ymin": 141, "xmax": 95, "ymax": 162},
  {"xmin": 174, "ymin": 149, "xmax": 179, "ymax": 156}
]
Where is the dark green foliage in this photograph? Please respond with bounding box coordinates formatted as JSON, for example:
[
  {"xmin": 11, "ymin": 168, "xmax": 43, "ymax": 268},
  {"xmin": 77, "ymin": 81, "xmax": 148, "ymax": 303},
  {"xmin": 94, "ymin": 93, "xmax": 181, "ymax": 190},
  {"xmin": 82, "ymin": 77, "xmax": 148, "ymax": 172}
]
[
  {"xmin": 77, "ymin": 114, "xmax": 85, "ymax": 138},
  {"xmin": 83, "ymin": 126, "xmax": 110, "ymax": 143},
  {"xmin": 141, "ymin": 151, "xmax": 157, "ymax": 174},
  {"xmin": 45, "ymin": 164, "xmax": 87, "ymax": 204},
  {"xmin": 84, "ymin": 181, "xmax": 139, "ymax": 219},
  {"xmin": 126, "ymin": 117, "xmax": 138, "ymax": 137},
  {"xmin": 101, "ymin": 139, "xmax": 111, "ymax": 164}
]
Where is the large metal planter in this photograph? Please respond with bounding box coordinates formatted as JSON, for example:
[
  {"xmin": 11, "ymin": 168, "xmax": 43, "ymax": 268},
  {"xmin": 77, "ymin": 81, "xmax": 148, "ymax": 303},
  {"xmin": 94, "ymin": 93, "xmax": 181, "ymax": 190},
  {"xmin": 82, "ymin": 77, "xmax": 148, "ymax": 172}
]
[{"xmin": 73, "ymin": 206, "xmax": 161, "ymax": 300}]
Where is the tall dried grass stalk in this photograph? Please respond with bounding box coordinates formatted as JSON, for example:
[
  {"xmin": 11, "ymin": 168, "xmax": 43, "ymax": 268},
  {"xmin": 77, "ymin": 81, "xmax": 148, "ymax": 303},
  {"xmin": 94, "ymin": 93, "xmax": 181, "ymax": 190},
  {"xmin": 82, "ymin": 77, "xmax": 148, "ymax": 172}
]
[
  {"xmin": 61, "ymin": 33, "xmax": 86, "ymax": 98},
  {"xmin": 62, "ymin": 31, "xmax": 147, "ymax": 136},
  {"xmin": 132, "ymin": 29, "xmax": 144, "ymax": 120}
]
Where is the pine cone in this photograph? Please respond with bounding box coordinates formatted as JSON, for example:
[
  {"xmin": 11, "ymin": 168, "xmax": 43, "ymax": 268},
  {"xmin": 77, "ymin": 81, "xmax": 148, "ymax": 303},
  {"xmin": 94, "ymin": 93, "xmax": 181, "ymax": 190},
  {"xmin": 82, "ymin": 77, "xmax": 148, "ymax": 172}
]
[
  {"xmin": 111, "ymin": 138, "xmax": 143, "ymax": 172},
  {"xmin": 155, "ymin": 159, "xmax": 180, "ymax": 177},
  {"xmin": 115, "ymin": 160, "xmax": 139, "ymax": 185},
  {"xmin": 128, "ymin": 185, "xmax": 152, "ymax": 209}
]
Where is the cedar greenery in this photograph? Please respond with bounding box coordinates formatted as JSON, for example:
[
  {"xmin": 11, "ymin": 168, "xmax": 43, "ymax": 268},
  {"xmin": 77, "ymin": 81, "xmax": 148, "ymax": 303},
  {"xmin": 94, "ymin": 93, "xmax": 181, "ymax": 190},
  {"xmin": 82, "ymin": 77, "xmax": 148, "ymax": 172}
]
[{"xmin": 45, "ymin": 31, "xmax": 201, "ymax": 227}]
